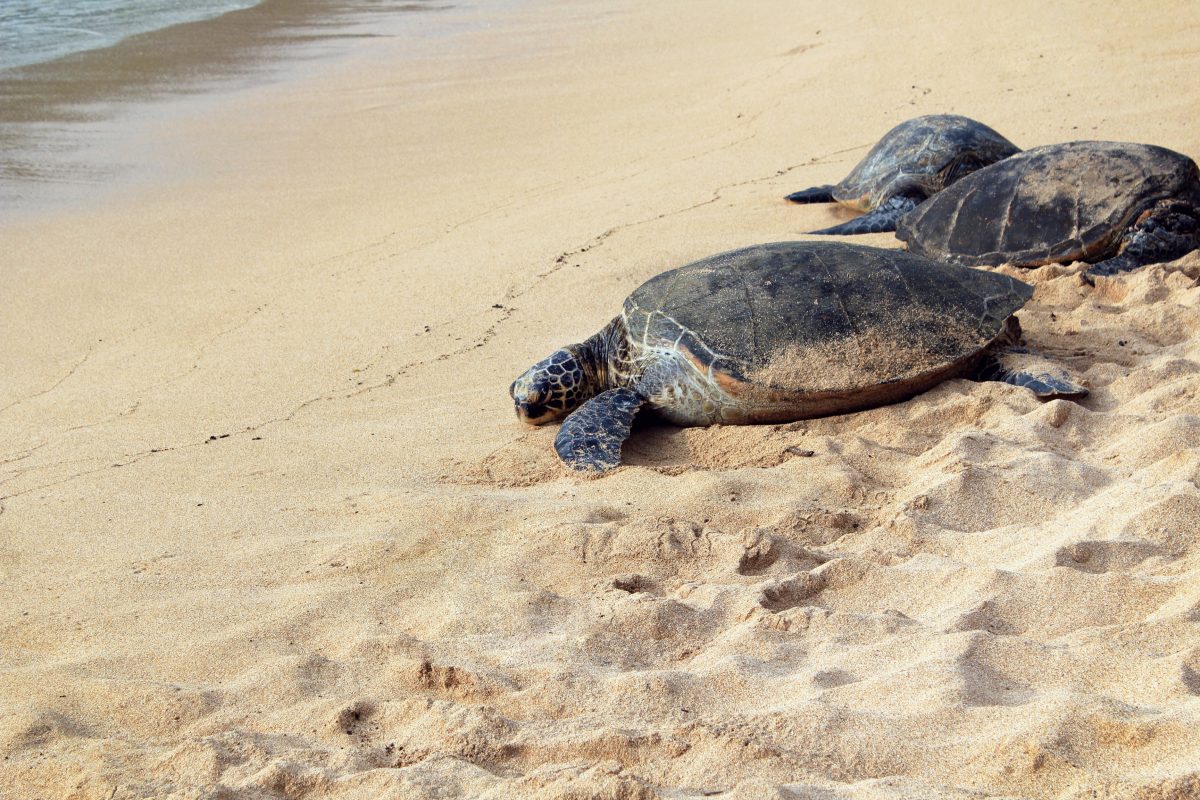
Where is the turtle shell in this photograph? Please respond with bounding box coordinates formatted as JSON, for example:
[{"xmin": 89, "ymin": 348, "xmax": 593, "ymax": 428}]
[
  {"xmin": 897, "ymin": 141, "xmax": 1200, "ymax": 267},
  {"xmin": 622, "ymin": 242, "xmax": 1031, "ymax": 419},
  {"xmin": 834, "ymin": 114, "xmax": 1019, "ymax": 211}
]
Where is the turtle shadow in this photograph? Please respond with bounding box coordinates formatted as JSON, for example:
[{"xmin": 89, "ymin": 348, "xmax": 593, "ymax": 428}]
[
  {"xmin": 456, "ymin": 418, "xmax": 810, "ymax": 482},
  {"xmin": 619, "ymin": 419, "xmax": 694, "ymax": 470},
  {"xmin": 619, "ymin": 418, "xmax": 801, "ymax": 472}
]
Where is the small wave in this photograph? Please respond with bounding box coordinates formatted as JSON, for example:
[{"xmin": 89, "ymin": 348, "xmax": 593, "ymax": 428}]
[{"xmin": 0, "ymin": 0, "xmax": 261, "ymax": 72}]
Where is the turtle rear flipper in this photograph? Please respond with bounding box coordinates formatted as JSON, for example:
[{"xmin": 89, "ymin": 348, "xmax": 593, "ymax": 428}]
[
  {"xmin": 809, "ymin": 194, "xmax": 920, "ymax": 236},
  {"xmin": 1086, "ymin": 199, "xmax": 1200, "ymax": 278},
  {"xmin": 974, "ymin": 348, "xmax": 1088, "ymax": 400},
  {"xmin": 786, "ymin": 184, "xmax": 836, "ymax": 204},
  {"xmin": 554, "ymin": 388, "xmax": 645, "ymax": 472}
]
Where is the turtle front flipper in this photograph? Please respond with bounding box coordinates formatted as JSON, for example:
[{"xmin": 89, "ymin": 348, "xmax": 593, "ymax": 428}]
[
  {"xmin": 554, "ymin": 388, "xmax": 645, "ymax": 472},
  {"xmin": 973, "ymin": 347, "xmax": 1088, "ymax": 400},
  {"xmin": 1085, "ymin": 199, "xmax": 1200, "ymax": 278},
  {"xmin": 786, "ymin": 184, "xmax": 836, "ymax": 204},
  {"xmin": 809, "ymin": 194, "xmax": 921, "ymax": 235}
]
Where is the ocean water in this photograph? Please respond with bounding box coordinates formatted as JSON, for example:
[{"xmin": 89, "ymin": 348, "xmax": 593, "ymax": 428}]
[{"xmin": 0, "ymin": 0, "xmax": 262, "ymax": 72}]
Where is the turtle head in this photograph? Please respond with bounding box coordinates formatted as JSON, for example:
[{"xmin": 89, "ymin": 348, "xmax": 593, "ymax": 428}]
[{"xmin": 510, "ymin": 346, "xmax": 595, "ymax": 425}]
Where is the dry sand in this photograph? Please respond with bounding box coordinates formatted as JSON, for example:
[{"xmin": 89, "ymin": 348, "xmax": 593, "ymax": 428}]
[{"xmin": 3, "ymin": 0, "xmax": 1200, "ymax": 797}]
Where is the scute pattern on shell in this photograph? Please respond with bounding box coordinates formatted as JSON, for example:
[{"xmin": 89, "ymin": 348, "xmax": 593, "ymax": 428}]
[
  {"xmin": 835, "ymin": 114, "xmax": 1020, "ymax": 211},
  {"xmin": 621, "ymin": 242, "xmax": 1031, "ymax": 400},
  {"xmin": 897, "ymin": 141, "xmax": 1200, "ymax": 266}
]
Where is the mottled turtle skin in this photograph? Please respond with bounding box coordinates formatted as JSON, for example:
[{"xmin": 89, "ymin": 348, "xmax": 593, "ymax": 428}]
[
  {"xmin": 788, "ymin": 115, "xmax": 1020, "ymax": 235},
  {"xmin": 510, "ymin": 242, "xmax": 1085, "ymax": 472},
  {"xmin": 897, "ymin": 141, "xmax": 1200, "ymax": 276}
]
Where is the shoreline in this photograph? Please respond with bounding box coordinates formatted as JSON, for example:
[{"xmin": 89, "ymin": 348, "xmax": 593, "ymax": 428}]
[{"xmin": 0, "ymin": 0, "xmax": 512, "ymax": 217}]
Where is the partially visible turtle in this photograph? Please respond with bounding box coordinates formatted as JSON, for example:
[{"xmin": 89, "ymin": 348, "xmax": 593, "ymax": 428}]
[
  {"xmin": 897, "ymin": 141, "xmax": 1200, "ymax": 277},
  {"xmin": 510, "ymin": 242, "xmax": 1085, "ymax": 472},
  {"xmin": 788, "ymin": 114, "xmax": 1020, "ymax": 235}
]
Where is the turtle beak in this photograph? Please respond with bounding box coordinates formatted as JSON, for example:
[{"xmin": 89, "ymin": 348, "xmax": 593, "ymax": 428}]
[{"xmin": 515, "ymin": 400, "xmax": 552, "ymax": 425}]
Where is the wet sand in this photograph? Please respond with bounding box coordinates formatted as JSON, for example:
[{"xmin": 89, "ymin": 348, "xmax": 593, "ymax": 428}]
[
  {"xmin": 2, "ymin": 0, "xmax": 1200, "ymax": 797},
  {"xmin": 0, "ymin": 0, "xmax": 470, "ymax": 212}
]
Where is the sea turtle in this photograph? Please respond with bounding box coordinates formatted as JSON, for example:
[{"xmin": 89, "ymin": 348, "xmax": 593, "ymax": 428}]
[
  {"xmin": 896, "ymin": 140, "xmax": 1200, "ymax": 277},
  {"xmin": 787, "ymin": 114, "xmax": 1020, "ymax": 235},
  {"xmin": 510, "ymin": 242, "xmax": 1085, "ymax": 472}
]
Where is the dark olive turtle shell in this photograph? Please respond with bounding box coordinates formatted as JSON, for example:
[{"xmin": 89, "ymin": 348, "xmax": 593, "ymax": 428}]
[
  {"xmin": 897, "ymin": 141, "xmax": 1200, "ymax": 267},
  {"xmin": 622, "ymin": 242, "xmax": 1031, "ymax": 400},
  {"xmin": 835, "ymin": 114, "xmax": 1019, "ymax": 211}
]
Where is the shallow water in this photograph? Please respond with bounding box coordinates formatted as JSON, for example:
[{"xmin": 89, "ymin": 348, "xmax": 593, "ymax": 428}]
[{"xmin": 0, "ymin": 0, "xmax": 261, "ymax": 72}]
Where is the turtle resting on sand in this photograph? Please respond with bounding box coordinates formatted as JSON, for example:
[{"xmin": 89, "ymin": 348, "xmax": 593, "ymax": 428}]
[
  {"xmin": 787, "ymin": 114, "xmax": 1020, "ymax": 236},
  {"xmin": 510, "ymin": 242, "xmax": 1086, "ymax": 472},
  {"xmin": 897, "ymin": 141, "xmax": 1200, "ymax": 277}
]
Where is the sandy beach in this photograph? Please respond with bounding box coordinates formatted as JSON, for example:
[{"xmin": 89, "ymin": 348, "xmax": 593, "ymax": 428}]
[{"xmin": 3, "ymin": 0, "xmax": 1200, "ymax": 797}]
